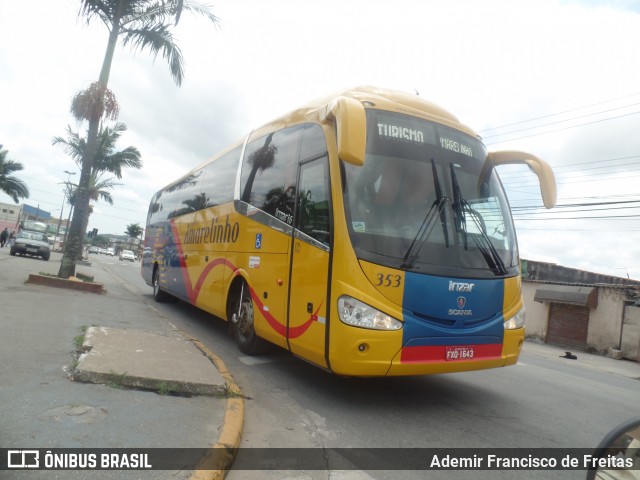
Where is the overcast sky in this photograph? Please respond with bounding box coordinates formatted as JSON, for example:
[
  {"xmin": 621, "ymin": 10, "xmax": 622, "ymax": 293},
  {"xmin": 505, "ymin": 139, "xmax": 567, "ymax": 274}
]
[{"xmin": 1, "ymin": 0, "xmax": 640, "ymax": 279}]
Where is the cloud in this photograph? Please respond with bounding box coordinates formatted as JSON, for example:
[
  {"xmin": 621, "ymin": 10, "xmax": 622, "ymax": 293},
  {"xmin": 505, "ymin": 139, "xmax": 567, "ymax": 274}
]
[{"xmin": 1, "ymin": 0, "xmax": 640, "ymax": 279}]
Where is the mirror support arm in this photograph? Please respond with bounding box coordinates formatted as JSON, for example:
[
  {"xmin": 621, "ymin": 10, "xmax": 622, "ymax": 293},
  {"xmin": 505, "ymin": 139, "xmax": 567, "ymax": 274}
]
[{"xmin": 487, "ymin": 150, "xmax": 557, "ymax": 209}]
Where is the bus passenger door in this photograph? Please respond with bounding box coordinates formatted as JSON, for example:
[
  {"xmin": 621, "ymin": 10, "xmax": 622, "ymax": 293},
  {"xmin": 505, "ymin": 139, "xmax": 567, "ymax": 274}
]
[{"xmin": 288, "ymin": 157, "xmax": 331, "ymax": 368}]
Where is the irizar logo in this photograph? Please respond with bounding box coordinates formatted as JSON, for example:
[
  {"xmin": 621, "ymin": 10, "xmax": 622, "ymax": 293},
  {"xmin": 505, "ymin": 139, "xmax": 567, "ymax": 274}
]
[{"xmin": 448, "ymin": 281, "xmax": 475, "ymax": 292}]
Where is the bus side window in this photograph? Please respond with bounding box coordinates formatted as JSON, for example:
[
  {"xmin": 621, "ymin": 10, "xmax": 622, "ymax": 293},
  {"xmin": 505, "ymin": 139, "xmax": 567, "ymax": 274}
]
[
  {"xmin": 296, "ymin": 157, "xmax": 331, "ymax": 247},
  {"xmin": 240, "ymin": 126, "xmax": 303, "ymax": 223}
]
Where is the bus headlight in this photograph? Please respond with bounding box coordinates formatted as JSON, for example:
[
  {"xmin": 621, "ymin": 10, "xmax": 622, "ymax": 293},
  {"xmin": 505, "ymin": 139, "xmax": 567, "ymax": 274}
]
[
  {"xmin": 337, "ymin": 296, "xmax": 402, "ymax": 330},
  {"xmin": 504, "ymin": 306, "xmax": 525, "ymax": 330}
]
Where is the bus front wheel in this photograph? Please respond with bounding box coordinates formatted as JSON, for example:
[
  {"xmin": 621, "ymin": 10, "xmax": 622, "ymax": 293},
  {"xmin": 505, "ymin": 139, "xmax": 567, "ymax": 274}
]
[{"xmin": 232, "ymin": 291, "xmax": 268, "ymax": 355}]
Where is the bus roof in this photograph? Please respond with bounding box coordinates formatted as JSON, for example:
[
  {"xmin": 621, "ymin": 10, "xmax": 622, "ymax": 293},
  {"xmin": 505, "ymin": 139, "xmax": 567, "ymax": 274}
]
[
  {"xmin": 157, "ymin": 86, "xmax": 482, "ymax": 195},
  {"xmin": 250, "ymin": 86, "xmax": 480, "ymax": 140}
]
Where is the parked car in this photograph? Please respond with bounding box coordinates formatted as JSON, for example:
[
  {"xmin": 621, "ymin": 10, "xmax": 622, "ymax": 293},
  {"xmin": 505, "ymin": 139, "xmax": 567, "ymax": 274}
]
[
  {"xmin": 88, "ymin": 246, "xmax": 99, "ymax": 254},
  {"xmin": 106, "ymin": 248, "xmax": 115, "ymax": 256},
  {"xmin": 119, "ymin": 250, "xmax": 135, "ymax": 262},
  {"xmin": 10, "ymin": 231, "xmax": 51, "ymax": 261}
]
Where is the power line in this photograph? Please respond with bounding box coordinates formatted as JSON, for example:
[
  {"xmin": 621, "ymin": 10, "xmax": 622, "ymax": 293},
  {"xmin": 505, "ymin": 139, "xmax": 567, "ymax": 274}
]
[
  {"xmin": 482, "ymin": 103, "xmax": 640, "ymax": 140},
  {"xmin": 478, "ymin": 92, "xmax": 640, "ymax": 134},
  {"xmin": 485, "ymin": 109, "xmax": 640, "ymax": 145}
]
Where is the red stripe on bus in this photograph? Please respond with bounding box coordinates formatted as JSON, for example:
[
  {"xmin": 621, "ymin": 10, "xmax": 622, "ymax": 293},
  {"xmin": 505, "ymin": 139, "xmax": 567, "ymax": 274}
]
[
  {"xmin": 248, "ymin": 286, "xmax": 287, "ymax": 336},
  {"xmin": 165, "ymin": 220, "xmax": 319, "ymax": 339},
  {"xmin": 287, "ymin": 302, "xmax": 324, "ymax": 339},
  {"xmin": 192, "ymin": 257, "xmax": 239, "ymax": 301}
]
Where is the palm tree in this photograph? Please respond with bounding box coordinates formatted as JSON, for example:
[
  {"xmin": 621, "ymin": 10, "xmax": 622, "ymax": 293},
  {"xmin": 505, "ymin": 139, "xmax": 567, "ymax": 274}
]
[
  {"xmin": 52, "ymin": 123, "xmax": 142, "ymax": 179},
  {"xmin": 59, "ymin": 0, "xmax": 219, "ymax": 279},
  {"xmin": 65, "ymin": 172, "xmax": 119, "ymax": 258},
  {"xmin": 0, "ymin": 145, "xmax": 30, "ymax": 203},
  {"xmin": 125, "ymin": 222, "xmax": 143, "ymax": 248}
]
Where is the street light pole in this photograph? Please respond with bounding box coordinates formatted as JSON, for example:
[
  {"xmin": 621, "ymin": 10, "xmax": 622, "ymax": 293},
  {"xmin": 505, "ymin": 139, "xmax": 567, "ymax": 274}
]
[{"xmin": 54, "ymin": 170, "xmax": 76, "ymax": 251}]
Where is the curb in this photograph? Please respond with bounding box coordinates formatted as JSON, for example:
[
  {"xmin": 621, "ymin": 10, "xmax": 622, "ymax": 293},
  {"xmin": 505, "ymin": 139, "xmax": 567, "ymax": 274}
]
[
  {"xmin": 73, "ymin": 326, "xmax": 227, "ymax": 397},
  {"xmin": 27, "ymin": 273, "xmax": 105, "ymax": 294},
  {"xmin": 188, "ymin": 337, "xmax": 244, "ymax": 480}
]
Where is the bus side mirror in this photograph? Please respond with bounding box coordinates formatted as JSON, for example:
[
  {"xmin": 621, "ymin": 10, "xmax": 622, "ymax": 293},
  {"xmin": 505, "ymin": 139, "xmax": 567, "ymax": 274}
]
[
  {"xmin": 586, "ymin": 417, "xmax": 640, "ymax": 480},
  {"xmin": 327, "ymin": 96, "xmax": 366, "ymax": 166},
  {"xmin": 486, "ymin": 150, "xmax": 557, "ymax": 209}
]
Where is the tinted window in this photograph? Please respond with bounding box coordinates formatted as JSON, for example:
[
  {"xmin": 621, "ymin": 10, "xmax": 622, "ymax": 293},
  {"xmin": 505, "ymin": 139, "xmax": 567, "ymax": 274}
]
[
  {"xmin": 147, "ymin": 146, "xmax": 242, "ymax": 225},
  {"xmin": 300, "ymin": 123, "xmax": 327, "ymax": 161},
  {"xmin": 202, "ymin": 146, "xmax": 242, "ymax": 207},
  {"xmin": 240, "ymin": 126, "xmax": 303, "ymax": 222},
  {"xmin": 296, "ymin": 157, "xmax": 331, "ymax": 246}
]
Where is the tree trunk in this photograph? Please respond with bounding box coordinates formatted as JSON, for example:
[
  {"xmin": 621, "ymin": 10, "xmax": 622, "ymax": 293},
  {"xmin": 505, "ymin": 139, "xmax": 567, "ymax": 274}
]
[
  {"xmin": 58, "ymin": 120, "xmax": 98, "ymax": 277},
  {"xmin": 58, "ymin": 2, "xmax": 123, "ymax": 278}
]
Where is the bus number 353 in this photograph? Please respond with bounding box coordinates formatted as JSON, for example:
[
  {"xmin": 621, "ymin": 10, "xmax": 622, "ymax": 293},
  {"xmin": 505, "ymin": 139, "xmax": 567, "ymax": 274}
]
[{"xmin": 375, "ymin": 273, "xmax": 402, "ymax": 288}]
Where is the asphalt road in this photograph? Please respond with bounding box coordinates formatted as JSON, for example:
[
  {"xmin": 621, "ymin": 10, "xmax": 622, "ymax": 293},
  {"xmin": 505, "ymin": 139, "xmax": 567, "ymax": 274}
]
[{"xmin": 94, "ymin": 253, "xmax": 640, "ymax": 479}]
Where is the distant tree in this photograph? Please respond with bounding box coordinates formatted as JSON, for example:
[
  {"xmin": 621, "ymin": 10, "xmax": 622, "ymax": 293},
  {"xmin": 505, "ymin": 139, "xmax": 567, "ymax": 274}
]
[
  {"xmin": 90, "ymin": 234, "xmax": 108, "ymax": 246},
  {"xmin": 0, "ymin": 145, "xmax": 30, "ymax": 203},
  {"xmin": 59, "ymin": 0, "xmax": 219, "ymax": 279},
  {"xmin": 125, "ymin": 222, "xmax": 143, "ymax": 248}
]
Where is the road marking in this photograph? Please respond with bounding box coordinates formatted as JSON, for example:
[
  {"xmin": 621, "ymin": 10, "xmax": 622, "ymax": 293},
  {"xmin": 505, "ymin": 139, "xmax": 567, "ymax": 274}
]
[{"xmin": 238, "ymin": 355, "xmax": 294, "ymax": 366}]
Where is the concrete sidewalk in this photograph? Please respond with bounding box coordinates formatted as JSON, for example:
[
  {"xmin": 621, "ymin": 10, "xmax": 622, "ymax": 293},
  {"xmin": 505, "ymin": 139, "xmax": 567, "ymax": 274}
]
[
  {"xmin": 0, "ymin": 248, "xmax": 243, "ymax": 479},
  {"xmin": 75, "ymin": 327, "xmax": 225, "ymax": 397}
]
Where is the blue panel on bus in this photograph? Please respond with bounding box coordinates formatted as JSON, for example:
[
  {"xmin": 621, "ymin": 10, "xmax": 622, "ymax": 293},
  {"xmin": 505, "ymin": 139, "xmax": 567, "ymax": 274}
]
[{"xmin": 401, "ymin": 273, "xmax": 504, "ymax": 345}]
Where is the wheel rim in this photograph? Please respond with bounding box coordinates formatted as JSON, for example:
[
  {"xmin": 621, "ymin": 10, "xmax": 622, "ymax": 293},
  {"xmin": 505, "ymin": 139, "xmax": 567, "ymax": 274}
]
[
  {"xmin": 153, "ymin": 270, "xmax": 160, "ymax": 296},
  {"xmin": 236, "ymin": 299, "xmax": 254, "ymax": 341}
]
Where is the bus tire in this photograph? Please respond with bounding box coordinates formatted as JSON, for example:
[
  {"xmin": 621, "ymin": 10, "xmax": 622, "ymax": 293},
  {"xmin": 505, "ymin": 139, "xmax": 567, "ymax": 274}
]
[
  {"xmin": 152, "ymin": 266, "xmax": 171, "ymax": 303},
  {"xmin": 232, "ymin": 289, "xmax": 269, "ymax": 355}
]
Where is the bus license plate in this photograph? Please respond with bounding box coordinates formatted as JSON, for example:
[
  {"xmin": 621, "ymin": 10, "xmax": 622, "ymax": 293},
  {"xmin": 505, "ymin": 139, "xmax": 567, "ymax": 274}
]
[{"xmin": 445, "ymin": 346, "xmax": 474, "ymax": 361}]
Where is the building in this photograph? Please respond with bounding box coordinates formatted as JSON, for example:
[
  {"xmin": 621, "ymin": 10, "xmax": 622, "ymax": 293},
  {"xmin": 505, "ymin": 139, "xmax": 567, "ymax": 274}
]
[
  {"xmin": 0, "ymin": 201, "xmax": 21, "ymax": 233},
  {"xmin": 0, "ymin": 203, "xmax": 52, "ymax": 232},
  {"xmin": 521, "ymin": 259, "xmax": 640, "ymax": 362}
]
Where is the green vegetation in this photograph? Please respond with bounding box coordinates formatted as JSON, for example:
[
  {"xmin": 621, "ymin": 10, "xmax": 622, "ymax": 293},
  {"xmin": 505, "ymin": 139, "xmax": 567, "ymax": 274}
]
[
  {"xmin": 106, "ymin": 370, "xmax": 129, "ymax": 389},
  {"xmin": 58, "ymin": 0, "xmax": 219, "ymax": 279},
  {"xmin": 0, "ymin": 145, "xmax": 29, "ymax": 203}
]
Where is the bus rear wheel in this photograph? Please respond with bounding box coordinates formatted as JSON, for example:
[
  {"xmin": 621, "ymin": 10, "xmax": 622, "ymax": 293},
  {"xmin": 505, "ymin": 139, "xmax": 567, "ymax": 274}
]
[
  {"xmin": 152, "ymin": 267, "xmax": 171, "ymax": 303},
  {"xmin": 232, "ymin": 290, "xmax": 268, "ymax": 355}
]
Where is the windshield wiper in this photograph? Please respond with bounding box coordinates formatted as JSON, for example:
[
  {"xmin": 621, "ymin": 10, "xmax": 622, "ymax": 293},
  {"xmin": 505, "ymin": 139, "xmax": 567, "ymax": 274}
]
[
  {"xmin": 450, "ymin": 163, "xmax": 467, "ymax": 250},
  {"xmin": 450, "ymin": 163, "xmax": 507, "ymax": 275},
  {"xmin": 432, "ymin": 158, "xmax": 450, "ymax": 249},
  {"xmin": 465, "ymin": 206, "xmax": 508, "ymax": 275},
  {"xmin": 401, "ymin": 159, "xmax": 448, "ymax": 269}
]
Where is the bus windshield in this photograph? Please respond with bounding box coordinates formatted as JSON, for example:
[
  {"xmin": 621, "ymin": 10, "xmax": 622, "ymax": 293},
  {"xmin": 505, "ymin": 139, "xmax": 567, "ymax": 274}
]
[{"xmin": 343, "ymin": 110, "xmax": 518, "ymax": 279}]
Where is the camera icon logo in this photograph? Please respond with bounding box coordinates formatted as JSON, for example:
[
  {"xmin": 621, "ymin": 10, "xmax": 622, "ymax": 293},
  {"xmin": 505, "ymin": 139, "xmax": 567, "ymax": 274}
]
[{"xmin": 7, "ymin": 450, "xmax": 40, "ymax": 468}]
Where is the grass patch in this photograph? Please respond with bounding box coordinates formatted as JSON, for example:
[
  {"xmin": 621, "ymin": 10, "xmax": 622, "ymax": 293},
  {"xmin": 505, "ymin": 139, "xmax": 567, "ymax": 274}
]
[
  {"xmin": 75, "ymin": 272, "xmax": 95, "ymax": 283},
  {"xmin": 73, "ymin": 325, "xmax": 88, "ymax": 350},
  {"xmin": 216, "ymin": 383, "xmax": 248, "ymax": 399},
  {"xmin": 156, "ymin": 381, "xmax": 176, "ymax": 396},
  {"xmin": 106, "ymin": 370, "xmax": 129, "ymax": 389},
  {"xmin": 73, "ymin": 334, "xmax": 85, "ymax": 350}
]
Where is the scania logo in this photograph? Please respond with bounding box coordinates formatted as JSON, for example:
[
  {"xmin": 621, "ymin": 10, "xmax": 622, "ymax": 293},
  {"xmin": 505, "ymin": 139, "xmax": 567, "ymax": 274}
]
[{"xmin": 449, "ymin": 296, "xmax": 473, "ymax": 316}]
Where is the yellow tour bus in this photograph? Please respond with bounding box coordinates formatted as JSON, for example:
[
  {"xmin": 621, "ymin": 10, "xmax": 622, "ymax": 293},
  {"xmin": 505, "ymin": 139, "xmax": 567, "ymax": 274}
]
[{"xmin": 142, "ymin": 86, "xmax": 556, "ymax": 376}]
